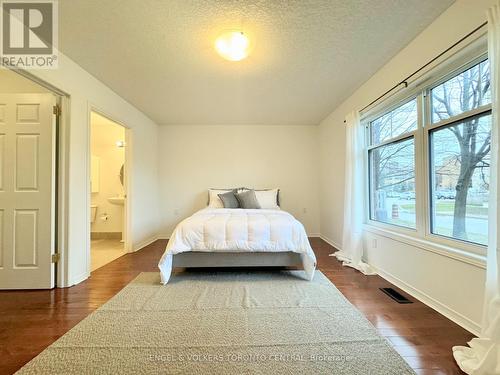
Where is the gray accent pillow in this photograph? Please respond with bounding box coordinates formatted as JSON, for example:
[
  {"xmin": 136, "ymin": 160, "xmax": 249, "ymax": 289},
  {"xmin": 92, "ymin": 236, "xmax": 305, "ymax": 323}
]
[
  {"xmin": 242, "ymin": 187, "xmax": 280, "ymax": 206},
  {"xmin": 218, "ymin": 191, "xmax": 240, "ymax": 208},
  {"xmin": 235, "ymin": 190, "xmax": 261, "ymax": 209}
]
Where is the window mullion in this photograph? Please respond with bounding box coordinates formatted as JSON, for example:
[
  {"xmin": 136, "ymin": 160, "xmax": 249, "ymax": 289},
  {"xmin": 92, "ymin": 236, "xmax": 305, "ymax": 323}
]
[
  {"xmin": 427, "ymin": 104, "xmax": 492, "ymax": 131},
  {"xmin": 414, "ymin": 92, "xmax": 426, "ymax": 237},
  {"xmin": 422, "ymin": 88, "xmax": 433, "ymax": 241},
  {"xmin": 367, "ymin": 132, "xmax": 417, "ymax": 151}
]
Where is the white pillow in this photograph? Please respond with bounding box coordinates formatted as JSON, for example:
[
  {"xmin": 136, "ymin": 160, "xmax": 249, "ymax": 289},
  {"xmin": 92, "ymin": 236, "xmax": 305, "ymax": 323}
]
[
  {"xmin": 208, "ymin": 189, "xmax": 232, "ymax": 208},
  {"xmin": 255, "ymin": 189, "xmax": 280, "ymax": 209}
]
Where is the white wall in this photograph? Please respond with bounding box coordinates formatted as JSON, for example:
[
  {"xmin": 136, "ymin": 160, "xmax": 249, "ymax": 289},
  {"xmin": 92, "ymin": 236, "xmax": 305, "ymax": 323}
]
[
  {"xmin": 364, "ymin": 230, "xmax": 486, "ymax": 333},
  {"xmin": 29, "ymin": 52, "xmax": 160, "ymax": 287},
  {"xmin": 158, "ymin": 125, "xmax": 320, "ymax": 236},
  {"xmin": 90, "ymin": 114, "xmax": 125, "ymax": 233},
  {"xmin": 318, "ymin": 0, "xmax": 495, "ymax": 334}
]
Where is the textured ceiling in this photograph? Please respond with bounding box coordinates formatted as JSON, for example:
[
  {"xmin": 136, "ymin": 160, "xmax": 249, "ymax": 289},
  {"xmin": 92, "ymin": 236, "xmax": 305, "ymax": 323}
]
[{"xmin": 59, "ymin": 0, "xmax": 454, "ymax": 125}]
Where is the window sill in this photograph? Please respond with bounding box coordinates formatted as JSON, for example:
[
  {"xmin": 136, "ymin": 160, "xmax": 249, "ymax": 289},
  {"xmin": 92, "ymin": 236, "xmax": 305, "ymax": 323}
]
[{"xmin": 363, "ymin": 224, "xmax": 486, "ymax": 269}]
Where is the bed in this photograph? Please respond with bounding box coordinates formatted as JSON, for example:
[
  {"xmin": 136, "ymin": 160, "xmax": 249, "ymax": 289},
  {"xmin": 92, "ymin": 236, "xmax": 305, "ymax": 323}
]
[{"xmin": 158, "ymin": 204, "xmax": 317, "ymax": 284}]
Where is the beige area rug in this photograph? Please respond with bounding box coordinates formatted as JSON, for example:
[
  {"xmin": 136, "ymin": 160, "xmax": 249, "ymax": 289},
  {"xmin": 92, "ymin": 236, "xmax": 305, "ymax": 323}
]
[{"xmin": 17, "ymin": 271, "xmax": 415, "ymax": 374}]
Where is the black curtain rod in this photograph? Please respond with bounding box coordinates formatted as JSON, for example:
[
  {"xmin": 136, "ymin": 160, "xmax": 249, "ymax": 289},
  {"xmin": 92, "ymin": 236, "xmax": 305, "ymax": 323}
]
[{"xmin": 343, "ymin": 21, "xmax": 488, "ymax": 124}]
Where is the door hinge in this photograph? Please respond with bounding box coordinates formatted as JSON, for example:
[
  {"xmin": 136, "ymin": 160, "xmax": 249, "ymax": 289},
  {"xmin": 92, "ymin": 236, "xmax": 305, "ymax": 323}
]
[
  {"xmin": 53, "ymin": 105, "xmax": 61, "ymax": 116},
  {"xmin": 52, "ymin": 253, "xmax": 60, "ymax": 263}
]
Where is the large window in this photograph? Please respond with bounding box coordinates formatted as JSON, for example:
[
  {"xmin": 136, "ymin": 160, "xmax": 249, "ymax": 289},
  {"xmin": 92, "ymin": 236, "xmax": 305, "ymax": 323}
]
[{"xmin": 367, "ymin": 57, "xmax": 492, "ymax": 250}]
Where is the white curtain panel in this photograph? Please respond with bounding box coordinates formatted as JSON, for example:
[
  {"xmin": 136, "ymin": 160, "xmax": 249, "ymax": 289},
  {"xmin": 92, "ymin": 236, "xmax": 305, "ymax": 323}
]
[
  {"xmin": 330, "ymin": 111, "xmax": 376, "ymax": 275},
  {"xmin": 453, "ymin": 4, "xmax": 500, "ymax": 374}
]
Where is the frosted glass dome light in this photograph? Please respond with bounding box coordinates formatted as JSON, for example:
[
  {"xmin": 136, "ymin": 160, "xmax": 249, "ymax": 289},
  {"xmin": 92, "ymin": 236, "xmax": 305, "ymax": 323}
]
[{"xmin": 215, "ymin": 31, "xmax": 250, "ymax": 61}]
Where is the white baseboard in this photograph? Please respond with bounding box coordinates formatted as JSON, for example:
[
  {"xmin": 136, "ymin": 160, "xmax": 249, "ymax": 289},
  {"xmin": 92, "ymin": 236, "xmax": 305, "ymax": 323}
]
[
  {"xmin": 319, "ymin": 234, "xmax": 342, "ymax": 251},
  {"xmin": 62, "ymin": 236, "xmax": 163, "ymax": 287},
  {"xmin": 132, "ymin": 235, "xmax": 162, "ymax": 252},
  {"xmin": 307, "ymin": 233, "xmax": 321, "ymax": 238},
  {"xmin": 372, "ymin": 264, "xmax": 481, "ymax": 336},
  {"xmin": 68, "ymin": 271, "xmax": 90, "ymax": 288}
]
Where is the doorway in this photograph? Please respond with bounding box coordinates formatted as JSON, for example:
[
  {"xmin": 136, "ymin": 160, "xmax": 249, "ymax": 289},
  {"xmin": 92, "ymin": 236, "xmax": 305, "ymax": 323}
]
[{"xmin": 89, "ymin": 111, "xmax": 129, "ymax": 271}]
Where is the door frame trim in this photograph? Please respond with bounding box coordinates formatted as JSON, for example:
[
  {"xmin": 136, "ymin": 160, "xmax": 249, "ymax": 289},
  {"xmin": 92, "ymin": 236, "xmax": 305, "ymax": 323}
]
[
  {"xmin": 56, "ymin": 94, "xmax": 70, "ymax": 288},
  {"xmin": 87, "ymin": 105, "xmax": 133, "ymax": 276}
]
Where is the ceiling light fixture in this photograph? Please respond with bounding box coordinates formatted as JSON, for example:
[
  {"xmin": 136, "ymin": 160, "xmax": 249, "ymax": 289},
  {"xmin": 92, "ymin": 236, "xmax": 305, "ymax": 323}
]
[{"xmin": 215, "ymin": 31, "xmax": 250, "ymax": 61}]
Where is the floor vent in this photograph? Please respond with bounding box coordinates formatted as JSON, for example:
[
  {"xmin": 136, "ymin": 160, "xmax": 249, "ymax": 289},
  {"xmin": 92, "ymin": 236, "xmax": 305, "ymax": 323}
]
[{"xmin": 379, "ymin": 287, "xmax": 413, "ymax": 304}]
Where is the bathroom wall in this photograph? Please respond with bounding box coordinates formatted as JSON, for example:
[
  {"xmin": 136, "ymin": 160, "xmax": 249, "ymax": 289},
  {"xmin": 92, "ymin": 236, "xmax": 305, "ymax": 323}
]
[{"xmin": 90, "ymin": 112, "xmax": 125, "ymax": 235}]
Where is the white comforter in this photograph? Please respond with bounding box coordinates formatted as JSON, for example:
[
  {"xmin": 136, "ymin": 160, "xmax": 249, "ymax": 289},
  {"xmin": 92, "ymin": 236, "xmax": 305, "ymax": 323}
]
[{"xmin": 158, "ymin": 208, "xmax": 316, "ymax": 284}]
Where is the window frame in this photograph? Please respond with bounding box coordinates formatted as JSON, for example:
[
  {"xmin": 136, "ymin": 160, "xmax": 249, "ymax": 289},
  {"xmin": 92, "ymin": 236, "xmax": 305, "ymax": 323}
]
[
  {"xmin": 426, "ymin": 110, "xmax": 492, "ymax": 247},
  {"xmin": 363, "ymin": 50, "xmax": 490, "ymax": 257},
  {"xmin": 367, "ymin": 97, "xmax": 420, "ymax": 231}
]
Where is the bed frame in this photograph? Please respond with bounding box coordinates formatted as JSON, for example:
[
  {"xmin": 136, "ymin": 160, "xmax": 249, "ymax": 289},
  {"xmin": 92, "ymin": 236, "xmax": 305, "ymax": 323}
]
[{"xmin": 172, "ymin": 251, "xmax": 303, "ymax": 268}]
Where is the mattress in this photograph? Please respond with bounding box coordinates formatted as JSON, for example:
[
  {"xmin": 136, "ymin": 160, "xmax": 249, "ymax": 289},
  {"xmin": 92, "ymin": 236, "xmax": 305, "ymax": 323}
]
[{"xmin": 158, "ymin": 208, "xmax": 316, "ymax": 284}]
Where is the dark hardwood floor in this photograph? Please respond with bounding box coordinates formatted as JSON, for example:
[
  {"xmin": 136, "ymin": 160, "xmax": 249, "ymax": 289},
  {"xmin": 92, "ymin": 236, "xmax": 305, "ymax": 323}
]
[{"xmin": 0, "ymin": 238, "xmax": 473, "ymax": 374}]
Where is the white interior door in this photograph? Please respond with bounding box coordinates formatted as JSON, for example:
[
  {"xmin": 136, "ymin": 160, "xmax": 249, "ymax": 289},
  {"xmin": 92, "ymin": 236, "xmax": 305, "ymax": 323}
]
[{"xmin": 0, "ymin": 94, "xmax": 56, "ymax": 289}]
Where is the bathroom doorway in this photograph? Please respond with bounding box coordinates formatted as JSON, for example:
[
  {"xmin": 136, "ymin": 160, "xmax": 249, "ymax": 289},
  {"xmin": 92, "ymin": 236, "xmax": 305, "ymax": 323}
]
[{"xmin": 89, "ymin": 111, "xmax": 129, "ymax": 271}]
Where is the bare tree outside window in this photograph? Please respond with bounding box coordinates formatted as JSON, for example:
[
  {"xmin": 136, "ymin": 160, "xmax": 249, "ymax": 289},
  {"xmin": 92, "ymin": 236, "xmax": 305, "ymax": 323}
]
[
  {"xmin": 368, "ymin": 59, "xmax": 491, "ymax": 246},
  {"xmin": 430, "ymin": 60, "xmax": 491, "ymax": 244},
  {"xmin": 371, "ymin": 99, "xmax": 418, "ymax": 144}
]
